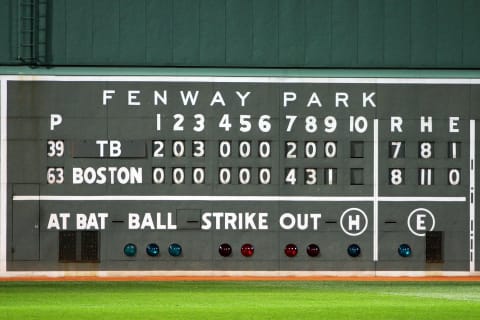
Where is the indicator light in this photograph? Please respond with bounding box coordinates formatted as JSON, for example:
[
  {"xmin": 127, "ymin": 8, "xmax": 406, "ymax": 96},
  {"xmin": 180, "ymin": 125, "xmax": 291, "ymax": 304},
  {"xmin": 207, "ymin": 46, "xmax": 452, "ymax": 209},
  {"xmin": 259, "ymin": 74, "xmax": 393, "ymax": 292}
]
[
  {"xmin": 398, "ymin": 244, "xmax": 412, "ymax": 257},
  {"xmin": 347, "ymin": 244, "xmax": 361, "ymax": 257},
  {"xmin": 219, "ymin": 243, "xmax": 232, "ymax": 257},
  {"xmin": 241, "ymin": 243, "xmax": 255, "ymax": 257},
  {"xmin": 284, "ymin": 243, "xmax": 298, "ymax": 257},
  {"xmin": 306, "ymin": 244, "xmax": 320, "ymax": 257},
  {"xmin": 123, "ymin": 243, "xmax": 137, "ymax": 257},
  {"xmin": 146, "ymin": 243, "xmax": 160, "ymax": 257},
  {"xmin": 168, "ymin": 243, "xmax": 182, "ymax": 257}
]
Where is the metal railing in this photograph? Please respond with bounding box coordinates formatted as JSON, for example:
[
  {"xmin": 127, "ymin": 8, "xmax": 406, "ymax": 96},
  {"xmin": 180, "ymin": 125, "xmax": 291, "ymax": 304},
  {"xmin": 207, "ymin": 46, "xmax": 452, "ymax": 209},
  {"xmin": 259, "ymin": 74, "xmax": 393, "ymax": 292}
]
[{"xmin": 17, "ymin": 0, "xmax": 48, "ymax": 65}]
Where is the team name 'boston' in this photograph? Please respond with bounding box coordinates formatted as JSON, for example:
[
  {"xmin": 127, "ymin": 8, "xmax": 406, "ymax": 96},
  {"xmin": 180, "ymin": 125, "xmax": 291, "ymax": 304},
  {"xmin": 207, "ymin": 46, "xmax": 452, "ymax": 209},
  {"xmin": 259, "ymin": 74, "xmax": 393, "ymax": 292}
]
[{"xmin": 102, "ymin": 89, "xmax": 377, "ymax": 108}]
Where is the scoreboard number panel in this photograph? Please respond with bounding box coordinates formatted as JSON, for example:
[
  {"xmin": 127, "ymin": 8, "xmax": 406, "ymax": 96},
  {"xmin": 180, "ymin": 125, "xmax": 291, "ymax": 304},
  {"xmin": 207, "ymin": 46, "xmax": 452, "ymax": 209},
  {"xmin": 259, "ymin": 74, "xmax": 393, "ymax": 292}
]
[{"xmin": 0, "ymin": 76, "xmax": 479, "ymax": 275}]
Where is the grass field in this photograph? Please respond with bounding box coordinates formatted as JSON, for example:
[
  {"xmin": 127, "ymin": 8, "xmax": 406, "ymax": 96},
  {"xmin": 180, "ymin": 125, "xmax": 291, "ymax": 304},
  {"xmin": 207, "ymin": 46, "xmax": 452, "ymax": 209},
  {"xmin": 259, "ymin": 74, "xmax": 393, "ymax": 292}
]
[{"xmin": 1, "ymin": 281, "xmax": 480, "ymax": 319}]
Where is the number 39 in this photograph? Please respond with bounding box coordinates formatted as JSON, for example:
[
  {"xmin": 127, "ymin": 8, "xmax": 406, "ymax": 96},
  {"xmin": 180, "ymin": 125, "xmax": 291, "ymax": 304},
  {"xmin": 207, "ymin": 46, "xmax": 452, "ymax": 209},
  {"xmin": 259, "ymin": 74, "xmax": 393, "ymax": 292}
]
[{"xmin": 47, "ymin": 140, "xmax": 64, "ymax": 157}]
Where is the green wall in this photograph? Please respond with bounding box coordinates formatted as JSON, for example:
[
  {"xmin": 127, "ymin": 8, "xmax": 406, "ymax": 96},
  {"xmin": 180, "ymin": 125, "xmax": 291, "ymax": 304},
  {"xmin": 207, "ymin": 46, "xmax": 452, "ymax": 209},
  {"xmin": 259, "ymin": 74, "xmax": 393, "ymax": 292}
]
[
  {"xmin": 0, "ymin": 0, "xmax": 13, "ymax": 64},
  {"xmin": 2, "ymin": 0, "xmax": 480, "ymax": 68}
]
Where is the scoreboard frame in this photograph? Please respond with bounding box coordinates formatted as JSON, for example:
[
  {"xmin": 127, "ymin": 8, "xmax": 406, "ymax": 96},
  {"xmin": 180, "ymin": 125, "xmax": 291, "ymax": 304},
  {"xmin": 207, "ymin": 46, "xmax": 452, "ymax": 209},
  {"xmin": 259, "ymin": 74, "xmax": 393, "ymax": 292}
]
[{"xmin": 1, "ymin": 73, "xmax": 479, "ymax": 277}]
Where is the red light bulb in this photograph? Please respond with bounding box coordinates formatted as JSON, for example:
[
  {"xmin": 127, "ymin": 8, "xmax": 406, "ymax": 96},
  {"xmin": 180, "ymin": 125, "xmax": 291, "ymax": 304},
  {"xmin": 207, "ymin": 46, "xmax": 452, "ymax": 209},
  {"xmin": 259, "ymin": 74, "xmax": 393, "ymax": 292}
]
[
  {"xmin": 218, "ymin": 243, "xmax": 232, "ymax": 257},
  {"xmin": 284, "ymin": 243, "xmax": 298, "ymax": 257},
  {"xmin": 306, "ymin": 244, "xmax": 320, "ymax": 257},
  {"xmin": 241, "ymin": 243, "xmax": 255, "ymax": 257}
]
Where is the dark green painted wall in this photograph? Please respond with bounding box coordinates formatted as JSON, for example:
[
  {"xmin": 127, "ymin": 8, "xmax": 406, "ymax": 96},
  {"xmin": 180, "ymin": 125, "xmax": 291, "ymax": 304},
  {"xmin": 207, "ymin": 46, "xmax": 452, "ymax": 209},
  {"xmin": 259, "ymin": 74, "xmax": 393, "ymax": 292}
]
[
  {"xmin": 0, "ymin": 0, "xmax": 14, "ymax": 64},
  {"xmin": 2, "ymin": 0, "xmax": 480, "ymax": 68}
]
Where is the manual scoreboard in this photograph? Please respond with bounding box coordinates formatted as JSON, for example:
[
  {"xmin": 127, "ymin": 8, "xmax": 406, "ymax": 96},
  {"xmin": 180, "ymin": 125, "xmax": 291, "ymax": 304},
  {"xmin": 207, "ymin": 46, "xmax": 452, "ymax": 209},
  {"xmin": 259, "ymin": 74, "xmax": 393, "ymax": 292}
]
[{"xmin": 1, "ymin": 75, "xmax": 479, "ymax": 274}]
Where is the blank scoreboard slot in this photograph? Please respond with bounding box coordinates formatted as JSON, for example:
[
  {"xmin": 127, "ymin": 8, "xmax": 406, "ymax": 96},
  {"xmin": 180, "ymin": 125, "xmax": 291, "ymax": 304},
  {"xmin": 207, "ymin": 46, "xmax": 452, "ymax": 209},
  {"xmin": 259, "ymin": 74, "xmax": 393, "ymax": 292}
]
[
  {"xmin": 350, "ymin": 141, "xmax": 364, "ymax": 158},
  {"xmin": 176, "ymin": 209, "xmax": 202, "ymax": 230},
  {"xmin": 426, "ymin": 231, "xmax": 443, "ymax": 263},
  {"xmin": 72, "ymin": 140, "xmax": 146, "ymax": 158},
  {"xmin": 350, "ymin": 168, "xmax": 364, "ymax": 185}
]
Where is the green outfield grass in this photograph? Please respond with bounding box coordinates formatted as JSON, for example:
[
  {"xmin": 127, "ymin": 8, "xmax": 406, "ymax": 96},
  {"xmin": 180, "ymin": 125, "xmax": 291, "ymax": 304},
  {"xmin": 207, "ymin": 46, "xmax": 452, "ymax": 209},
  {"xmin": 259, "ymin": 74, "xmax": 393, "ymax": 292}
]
[{"xmin": 1, "ymin": 281, "xmax": 480, "ymax": 320}]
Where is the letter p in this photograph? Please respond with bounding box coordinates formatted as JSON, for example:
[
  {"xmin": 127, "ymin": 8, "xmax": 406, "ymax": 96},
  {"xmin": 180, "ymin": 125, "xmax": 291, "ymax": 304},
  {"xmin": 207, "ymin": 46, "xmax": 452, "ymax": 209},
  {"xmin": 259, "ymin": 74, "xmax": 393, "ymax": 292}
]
[{"xmin": 50, "ymin": 114, "xmax": 62, "ymax": 131}]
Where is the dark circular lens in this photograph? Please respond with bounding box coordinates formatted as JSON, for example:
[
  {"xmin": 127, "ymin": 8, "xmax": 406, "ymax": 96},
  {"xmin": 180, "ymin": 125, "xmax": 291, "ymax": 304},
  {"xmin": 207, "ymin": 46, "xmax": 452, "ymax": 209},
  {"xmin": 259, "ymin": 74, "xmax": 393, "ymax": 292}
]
[
  {"xmin": 347, "ymin": 244, "xmax": 361, "ymax": 257},
  {"xmin": 123, "ymin": 243, "xmax": 137, "ymax": 257},
  {"xmin": 218, "ymin": 243, "xmax": 232, "ymax": 257},
  {"xmin": 146, "ymin": 243, "xmax": 160, "ymax": 257},
  {"xmin": 284, "ymin": 243, "xmax": 298, "ymax": 257},
  {"xmin": 241, "ymin": 243, "xmax": 255, "ymax": 257},
  {"xmin": 398, "ymin": 244, "xmax": 412, "ymax": 257},
  {"xmin": 168, "ymin": 243, "xmax": 182, "ymax": 257},
  {"xmin": 306, "ymin": 244, "xmax": 320, "ymax": 257}
]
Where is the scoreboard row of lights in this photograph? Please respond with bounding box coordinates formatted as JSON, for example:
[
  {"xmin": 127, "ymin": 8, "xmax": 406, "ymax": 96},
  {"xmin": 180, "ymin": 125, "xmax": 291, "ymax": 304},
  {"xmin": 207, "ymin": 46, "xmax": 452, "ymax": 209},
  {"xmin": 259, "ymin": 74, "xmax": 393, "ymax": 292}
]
[{"xmin": 123, "ymin": 243, "xmax": 413, "ymax": 258}]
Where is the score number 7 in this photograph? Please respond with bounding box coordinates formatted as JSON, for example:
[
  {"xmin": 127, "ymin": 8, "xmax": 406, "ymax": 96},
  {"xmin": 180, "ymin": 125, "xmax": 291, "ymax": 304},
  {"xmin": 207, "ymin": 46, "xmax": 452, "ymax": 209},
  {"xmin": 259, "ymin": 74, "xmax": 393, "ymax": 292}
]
[{"xmin": 389, "ymin": 141, "xmax": 404, "ymax": 159}]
